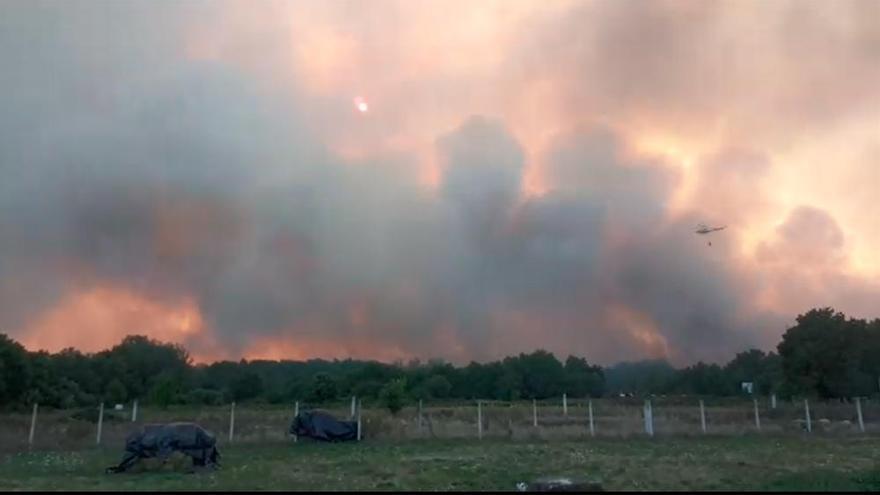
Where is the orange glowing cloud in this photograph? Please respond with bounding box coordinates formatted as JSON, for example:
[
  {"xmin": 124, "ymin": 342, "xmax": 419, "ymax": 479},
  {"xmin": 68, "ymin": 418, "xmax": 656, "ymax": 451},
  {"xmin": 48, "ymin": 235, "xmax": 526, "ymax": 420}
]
[
  {"xmin": 19, "ymin": 285, "xmax": 205, "ymax": 356},
  {"xmin": 604, "ymin": 303, "xmax": 671, "ymax": 361}
]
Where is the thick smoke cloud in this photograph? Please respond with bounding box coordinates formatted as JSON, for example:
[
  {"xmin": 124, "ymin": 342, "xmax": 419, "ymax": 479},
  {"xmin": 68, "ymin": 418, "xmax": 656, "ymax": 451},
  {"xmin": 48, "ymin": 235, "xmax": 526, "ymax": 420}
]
[
  {"xmin": 510, "ymin": 0, "xmax": 880, "ymax": 146},
  {"xmin": 1, "ymin": 1, "xmax": 877, "ymax": 365},
  {"xmin": 754, "ymin": 207, "xmax": 880, "ymax": 321}
]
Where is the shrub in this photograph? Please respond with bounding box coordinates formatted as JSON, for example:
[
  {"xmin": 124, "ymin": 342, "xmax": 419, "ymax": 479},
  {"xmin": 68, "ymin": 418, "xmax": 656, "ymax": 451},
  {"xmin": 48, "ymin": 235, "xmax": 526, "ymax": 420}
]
[{"xmin": 379, "ymin": 378, "xmax": 408, "ymax": 415}]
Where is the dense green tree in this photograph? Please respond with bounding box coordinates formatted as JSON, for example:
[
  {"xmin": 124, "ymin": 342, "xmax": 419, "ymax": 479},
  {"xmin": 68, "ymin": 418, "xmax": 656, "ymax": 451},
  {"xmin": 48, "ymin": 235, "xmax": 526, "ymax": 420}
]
[
  {"xmin": 1, "ymin": 306, "xmax": 878, "ymax": 409},
  {"xmin": 100, "ymin": 335, "xmax": 190, "ymax": 400},
  {"xmin": 422, "ymin": 374, "xmax": 453, "ymax": 399},
  {"xmin": 231, "ymin": 372, "xmax": 264, "ymax": 402},
  {"xmin": 56, "ymin": 378, "xmax": 85, "ymax": 409},
  {"xmin": 460, "ymin": 362, "xmax": 503, "ymax": 399},
  {"xmin": 668, "ymin": 362, "xmax": 729, "ymax": 395},
  {"xmin": 149, "ymin": 371, "xmax": 182, "ymax": 408},
  {"xmin": 0, "ymin": 334, "xmax": 31, "ymax": 405},
  {"xmin": 859, "ymin": 319, "xmax": 880, "ymax": 394},
  {"xmin": 511, "ymin": 350, "xmax": 565, "ymax": 399},
  {"xmin": 24, "ymin": 351, "xmax": 58, "ymax": 406},
  {"xmin": 563, "ymin": 356, "xmax": 605, "ymax": 398},
  {"xmin": 106, "ymin": 378, "xmax": 128, "ymax": 404},
  {"xmin": 777, "ymin": 308, "xmax": 869, "ymax": 398},
  {"xmin": 604, "ymin": 359, "xmax": 677, "ymax": 396},
  {"xmin": 307, "ymin": 372, "xmax": 338, "ymax": 403},
  {"xmin": 52, "ymin": 348, "xmax": 100, "ymax": 397},
  {"xmin": 352, "ymin": 380, "xmax": 384, "ymax": 400},
  {"xmin": 379, "ymin": 378, "xmax": 408, "ymax": 415},
  {"xmin": 185, "ymin": 388, "xmax": 225, "ymax": 405},
  {"xmin": 494, "ymin": 369, "xmax": 523, "ymax": 401}
]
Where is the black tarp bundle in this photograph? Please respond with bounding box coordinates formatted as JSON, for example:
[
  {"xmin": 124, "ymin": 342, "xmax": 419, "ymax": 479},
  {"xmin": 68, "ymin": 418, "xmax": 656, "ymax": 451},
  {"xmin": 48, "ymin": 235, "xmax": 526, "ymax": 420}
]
[
  {"xmin": 106, "ymin": 422, "xmax": 220, "ymax": 473},
  {"xmin": 290, "ymin": 410, "xmax": 358, "ymax": 442}
]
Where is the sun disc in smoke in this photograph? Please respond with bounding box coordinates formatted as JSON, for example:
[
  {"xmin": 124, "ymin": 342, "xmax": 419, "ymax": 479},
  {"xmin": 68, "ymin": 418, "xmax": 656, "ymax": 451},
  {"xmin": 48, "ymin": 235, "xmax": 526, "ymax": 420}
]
[{"xmin": 353, "ymin": 96, "xmax": 369, "ymax": 113}]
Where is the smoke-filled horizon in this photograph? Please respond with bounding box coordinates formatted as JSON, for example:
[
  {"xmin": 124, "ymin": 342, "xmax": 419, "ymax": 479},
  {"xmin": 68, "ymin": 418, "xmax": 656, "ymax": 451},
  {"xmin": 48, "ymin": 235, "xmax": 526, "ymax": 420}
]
[{"xmin": 1, "ymin": 0, "xmax": 878, "ymax": 367}]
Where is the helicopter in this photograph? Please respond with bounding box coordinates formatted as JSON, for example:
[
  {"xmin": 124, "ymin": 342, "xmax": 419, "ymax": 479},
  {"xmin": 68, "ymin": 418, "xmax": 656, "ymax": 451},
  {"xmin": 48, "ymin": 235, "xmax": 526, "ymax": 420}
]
[{"xmin": 695, "ymin": 224, "xmax": 726, "ymax": 246}]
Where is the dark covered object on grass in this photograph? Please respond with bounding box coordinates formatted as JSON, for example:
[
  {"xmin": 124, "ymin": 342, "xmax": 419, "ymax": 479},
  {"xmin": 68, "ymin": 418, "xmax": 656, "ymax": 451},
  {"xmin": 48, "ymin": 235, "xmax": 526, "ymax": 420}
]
[
  {"xmin": 106, "ymin": 422, "xmax": 220, "ymax": 473},
  {"xmin": 290, "ymin": 410, "xmax": 358, "ymax": 442}
]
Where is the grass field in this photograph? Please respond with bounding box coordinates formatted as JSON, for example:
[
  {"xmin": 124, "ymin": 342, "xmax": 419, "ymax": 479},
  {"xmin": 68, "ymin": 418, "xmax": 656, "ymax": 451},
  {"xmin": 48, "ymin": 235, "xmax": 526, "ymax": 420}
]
[{"xmin": 2, "ymin": 436, "xmax": 879, "ymax": 491}]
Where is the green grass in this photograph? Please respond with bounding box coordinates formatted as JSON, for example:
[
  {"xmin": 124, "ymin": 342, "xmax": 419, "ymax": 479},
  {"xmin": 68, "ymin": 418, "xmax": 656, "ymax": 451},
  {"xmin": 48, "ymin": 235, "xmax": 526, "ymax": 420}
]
[{"xmin": 1, "ymin": 436, "xmax": 879, "ymax": 491}]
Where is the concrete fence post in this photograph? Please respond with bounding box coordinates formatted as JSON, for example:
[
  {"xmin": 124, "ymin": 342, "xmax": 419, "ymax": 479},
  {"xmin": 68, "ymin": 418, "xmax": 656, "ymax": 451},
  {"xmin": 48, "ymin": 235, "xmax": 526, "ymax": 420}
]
[
  {"xmin": 856, "ymin": 397, "xmax": 865, "ymax": 433},
  {"xmin": 131, "ymin": 399, "xmax": 138, "ymax": 422},
  {"xmin": 588, "ymin": 400, "xmax": 595, "ymax": 437},
  {"xmin": 418, "ymin": 399, "xmax": 424, "ymax": 434},
  {"xmin": 96, "ymin": 402, "xmax": 104, "ymax": 446},
  {"xmin": 699, "ymin": 400, "xmax": 706, "ymax": 434},
  {"xmin": 804, "ymin": 399, "xmax": 812, "ymax": 433},
  {"xmin": 356, "ymin": 399, "xmax": 362, "ymax": 441},
  {"xmin": 563, "ymin": 393, "xmax": 568, "ymax": 416},
  {"xmin": 293, "ymin": 401, "xmax": 299, "ymax": 443},
  {"xmin": 533, "ymin": 399, "xmax": 538, "ymax": 427},
  {"xmin": 28, "ymin": 403, "xmax": 38, "ymax": 450},
  {"xmin": 351, "ymin": 396, "xmax": 356, "ymax": 419},
  {"xmin": 770, "ymin": 394, "xmax": 777, "ymax": 410},
  {"xmin": 753, "ymin": 398, "xmax": 761, "ymax": 431},
  {"xmin": 644, "ymin": 399, "xmax": 654, "ymax": 437},
  {"xmin": 228, "ymin": 402, "xmax": 236, "ymax": 443},
  {"xmin": 477, "ymin": 400, "xmax": 483, "ymax": 440}
]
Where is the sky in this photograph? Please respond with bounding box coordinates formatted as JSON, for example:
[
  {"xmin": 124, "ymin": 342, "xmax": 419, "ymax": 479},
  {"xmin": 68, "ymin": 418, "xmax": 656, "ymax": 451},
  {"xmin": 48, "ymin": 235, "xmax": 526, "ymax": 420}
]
[{"xmin": 1, "ymin": 0, "xmax": 878, "ymax": 366}]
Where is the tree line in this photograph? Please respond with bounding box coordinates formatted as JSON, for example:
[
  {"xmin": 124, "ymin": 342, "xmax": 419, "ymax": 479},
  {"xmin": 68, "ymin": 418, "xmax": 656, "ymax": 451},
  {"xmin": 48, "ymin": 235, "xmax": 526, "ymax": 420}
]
[{"xmin": 1, "ymin": 307, "xmax": 878, "ymax": 412}]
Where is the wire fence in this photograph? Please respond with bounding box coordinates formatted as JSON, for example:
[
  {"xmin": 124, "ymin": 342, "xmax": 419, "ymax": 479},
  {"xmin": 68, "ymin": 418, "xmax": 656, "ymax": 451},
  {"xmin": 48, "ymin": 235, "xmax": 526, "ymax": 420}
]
[{"xmin": 3, "ymin": 395, "xmax": 879, "ymax": 454}]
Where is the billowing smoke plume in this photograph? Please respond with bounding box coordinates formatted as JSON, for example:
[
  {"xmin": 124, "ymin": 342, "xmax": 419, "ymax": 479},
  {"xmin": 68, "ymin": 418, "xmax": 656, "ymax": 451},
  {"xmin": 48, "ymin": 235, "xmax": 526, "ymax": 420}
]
[{"xmin": 1, "ymin": 0, "xmax": 878, "ymax": 365}]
